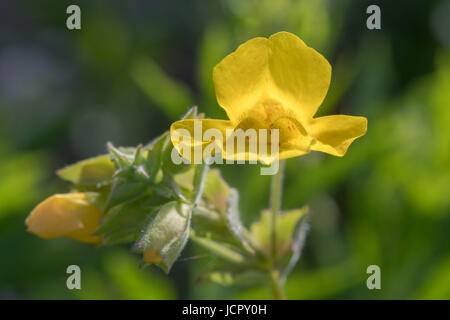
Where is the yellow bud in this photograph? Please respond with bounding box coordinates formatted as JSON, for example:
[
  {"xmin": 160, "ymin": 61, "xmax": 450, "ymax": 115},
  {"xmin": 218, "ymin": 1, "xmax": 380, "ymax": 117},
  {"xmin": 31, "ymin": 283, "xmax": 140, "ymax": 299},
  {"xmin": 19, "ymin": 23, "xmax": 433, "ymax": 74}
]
[
  {"xmin": 25, "ymin": 193, "xmax": 103, "ymax": 244},
  {"xmin": 143, "ymin": 248, "xmax": 162, "ymax": 264}
]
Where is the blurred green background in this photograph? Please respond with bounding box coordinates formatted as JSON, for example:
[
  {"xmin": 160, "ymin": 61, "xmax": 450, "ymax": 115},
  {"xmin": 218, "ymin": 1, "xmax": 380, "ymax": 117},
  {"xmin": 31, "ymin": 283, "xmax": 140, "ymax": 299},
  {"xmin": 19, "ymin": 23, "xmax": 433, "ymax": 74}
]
[{"xmin": 1, "ymin": 0, "xmax": 450, "ymax": 299}]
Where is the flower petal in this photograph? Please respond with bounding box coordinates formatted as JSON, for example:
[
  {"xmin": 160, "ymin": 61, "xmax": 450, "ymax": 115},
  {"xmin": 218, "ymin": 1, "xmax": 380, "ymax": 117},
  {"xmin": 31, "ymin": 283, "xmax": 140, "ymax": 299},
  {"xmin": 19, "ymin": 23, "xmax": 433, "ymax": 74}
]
[
  {"xmin": 268, "ymin": 32, "xmax": 331, "ymax": 120},
  {"xmin": 170, "ymin": 119, "xmax": 234, "ymax": 163},
  {"xmin": 170, "ymin": 118, "xmax": 315, "ymax": 164},
  {"xmin": 213, "ymin": 32, "xmax": 331, "ymax": 123},
  {"xmin": 25, "ymin": 193, "xmax": 103, "ymax": 244},
  {"xmin": 221, "ymin": 128, "xmax": 313, "ymax": 163},
  {"xmin": 250, "ymin": 141, "xmax": 312, "ymax": 164},
  {"xmin": 213, "ymin": 37, "xmax": 270, "ymax": 123},
  {"xmin": 308, "ymin": 115, "xmax": 367, "ymax": 156}
]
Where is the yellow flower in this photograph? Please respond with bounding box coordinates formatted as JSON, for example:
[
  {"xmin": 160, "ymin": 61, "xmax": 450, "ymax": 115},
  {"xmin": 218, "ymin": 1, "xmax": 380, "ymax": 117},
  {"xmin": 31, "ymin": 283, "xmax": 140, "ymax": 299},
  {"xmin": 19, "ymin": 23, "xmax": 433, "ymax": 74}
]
[
  {"xmin": 25, "ymin": 193, "xmax": 103, "ymax": 244},
  {"xmin": 171, "ymin": 31, "xmax": 367, "ymax": 162}
]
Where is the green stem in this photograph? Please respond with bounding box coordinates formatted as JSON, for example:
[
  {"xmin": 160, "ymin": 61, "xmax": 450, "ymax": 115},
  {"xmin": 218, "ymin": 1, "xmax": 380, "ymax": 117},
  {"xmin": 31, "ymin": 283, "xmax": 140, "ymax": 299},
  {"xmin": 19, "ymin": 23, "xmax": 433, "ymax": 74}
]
[
  {"xmin": 268, "ymin": 159, "xmax": 286, "ymax": 300},
  {"xmin": 193, "ymin": 162, "xmax": 209, "ymax": 205},
  {"xmin": 269, "ymin": 269, "xmax": 286, "ymax": 300},
  {"xmin": 269, "ymin": 159, "xmax": 285, "ymax": 262}
]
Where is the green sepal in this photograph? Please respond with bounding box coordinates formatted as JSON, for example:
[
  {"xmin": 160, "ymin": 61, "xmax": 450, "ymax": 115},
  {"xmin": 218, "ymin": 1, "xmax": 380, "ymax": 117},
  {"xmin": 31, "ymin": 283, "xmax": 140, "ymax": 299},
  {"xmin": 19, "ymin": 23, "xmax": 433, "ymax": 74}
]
[
  {"xmin": 84, "ymin": 192, "xmax": 108, "ymax": 211},
  {"xmin": 190, "ymin": 205, "xmax": 233, "ymax": 244},
  {"xmin": 281, "ymin": 212, "xmax": 310, "ymax": 281},
  {"xmin": 161, "ymin": 145, "xmax": 192, "ymax": 176},
  {"xmin": 162, "ymin": 173, "xmax": 189, "ymax": 202},
  {"xmin": 225, "ymin": 188, "xmax": 261, "ymax": 255},
  {"xmin": 95, "ymin": 196, "xmax": 162, "ymax": 245},
  {"xmin": 105, "ymin": 169, "xmax": 151, "ymax": 211},
  {"xmin": 250, "ymin": 206, "xmax": 309, "ymax": 260},
  {"xmin": 56, "ymin": 154, "xmax": 115, "ymax": 186},
  {"xmin": 105, "ymin": 140, "xmax": 170, "ymax": 211},
  {"xmin": 145, "ymin": 132, "xmax": 169, "ymax": 181},
  {"xmin": 203, "ymin": 169, "xmax": 230, "ymax": 215},
  {"xmin": 192, "ymin": 162, "xmax": 209, "ymax": 204},
  {"xmin": 189, "ymin": 230, "xmax": 253, "ymax": 266},
  {"xmin": 107, "ymin": 142, "xmax": 136, "ymax": 169},
  {"xmin": 173, "ymin": 167, "xmax": 195, "ymax": 192},
  {"xmin": 134, "ymin": 201, "xmax": 192, "ymax": 273},
  {"xmin": 192, "ymin": 205, "xmax": 223, "ymax": 228},
  {"xmin": 160, "ymin": 107, "xmax": 199, "ymax": 175}
]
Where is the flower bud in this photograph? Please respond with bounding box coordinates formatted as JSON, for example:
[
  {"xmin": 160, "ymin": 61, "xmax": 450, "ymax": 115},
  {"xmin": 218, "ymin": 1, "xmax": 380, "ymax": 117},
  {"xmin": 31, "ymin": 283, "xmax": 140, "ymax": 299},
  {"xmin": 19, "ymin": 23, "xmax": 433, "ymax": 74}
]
[
  {"xmin": 25, "ymin": 193, "xmax": 103, "ymax": 244},
  {"xmin": 136, "ymin": 201, "xmax": 191, "ymax": 272}
]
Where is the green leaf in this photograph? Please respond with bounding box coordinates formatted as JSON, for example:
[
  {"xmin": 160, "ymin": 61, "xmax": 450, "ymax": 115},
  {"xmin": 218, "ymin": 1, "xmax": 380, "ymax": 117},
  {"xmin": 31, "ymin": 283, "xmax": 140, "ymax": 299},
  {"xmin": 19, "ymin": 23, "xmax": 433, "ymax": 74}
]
[
  {"xmin": 250, "ymin": 207, "xmax": 309, "ymax": 260},
  {"xmin": 191, "ymin": 205, "xmax": 231, "ymax": 243},
  {"xmin": 105, "ymin": 171, "xmax": 151, "ymax": 211},
  {"xmin": 85, "ymin": 192, "xmax": 108, "ymax": 211},
  {"xmin": 191, "ymin": 186, "xmax": 259, "ymax": 255},
  {"xmin": 105, "ymin": 141, "xmax": 166, "ymax": 210},
  {"xmin": 203, "ymin": 169, "xmax": 230, "ymax": 214},
  {"xmin": 192, "ymin": 205, "xmax": 223, "ymax": 226},
  {"xmin": 145, "ymin": 132, "xmax": 169, "ymax": 180},
  {"xmin": 134, "ymin": 201, "xmax": 192, "ymax": 273},
  {"xmin": 107, "ymin": 142, "xmax": 135, "ymax": 169},
  {"xmin": 281, "ymin": 213, "xmax": 310, "ymax": 282},
  {"xmin": 192, "ymin": 162, "xmax": 209, "ymax": 204},
  {"xmin": 160, "ymin": 107, "xmax": 200, "ymax": 176},
  {"xmin": 173, "ymin": 167, "xmax": 195, "ymax": 192},
  {"xmin": 190, "ymin": 231, "xmax": 251, "ymax": 266},
  {"xmin": 225, "ymin": 188, "xmax": 259, "ymax": 254},
  {"xmin": 96, "ymin": 197, "xmax": 161, "ymax": 245},
  {"xmin": 161, "ymin": 136, "xmax": 192, "ymax": 175},
  {"xmin": 57, "ymin": 154, "xmax": 115, "ymax": 185},
  {"xmin": 163, "ymin": 173, "xmax": 189, "ymax": 202}
]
